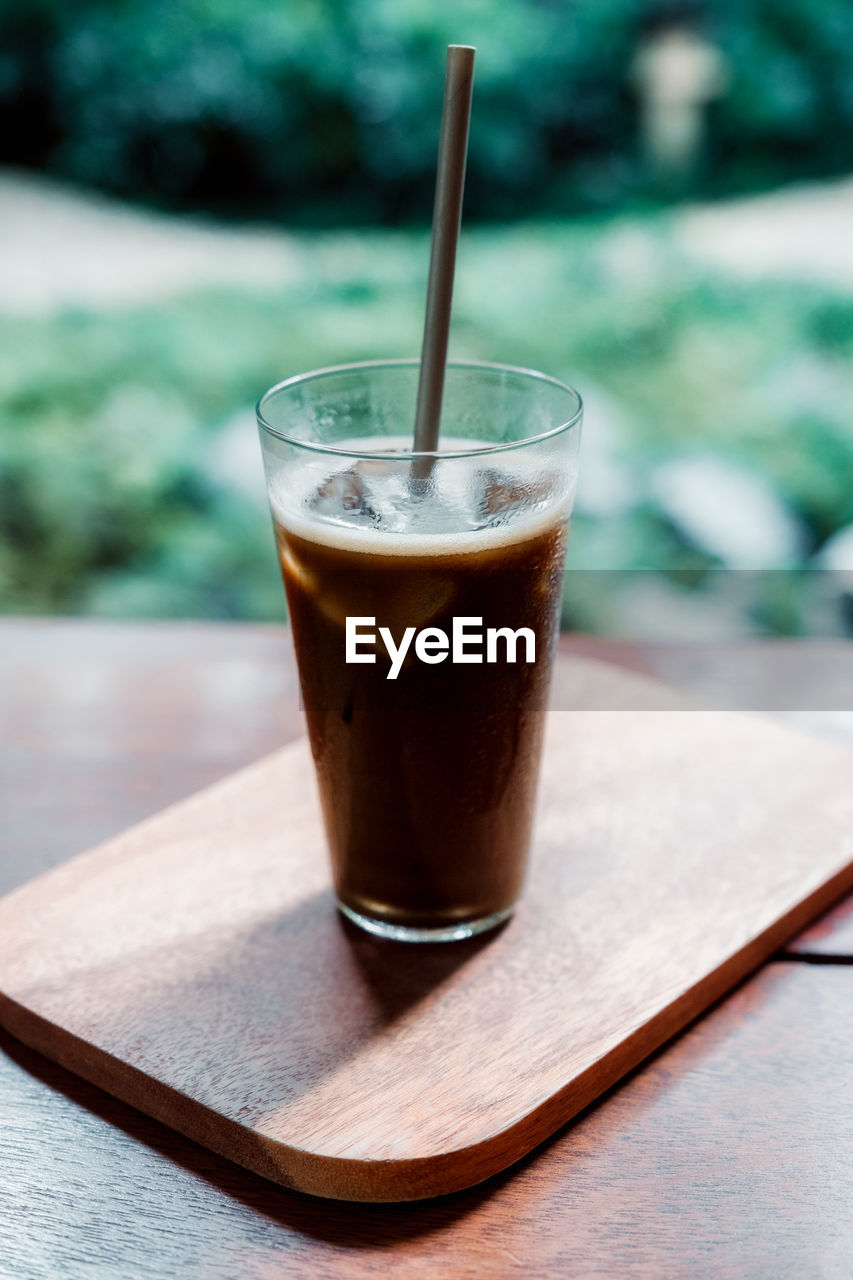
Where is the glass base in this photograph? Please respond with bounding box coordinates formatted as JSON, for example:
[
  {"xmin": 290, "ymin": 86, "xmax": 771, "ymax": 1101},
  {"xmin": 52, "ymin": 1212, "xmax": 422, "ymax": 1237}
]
[{"xmin": 337, "ymin": 901, "xmax": 514, "ymax": 943}]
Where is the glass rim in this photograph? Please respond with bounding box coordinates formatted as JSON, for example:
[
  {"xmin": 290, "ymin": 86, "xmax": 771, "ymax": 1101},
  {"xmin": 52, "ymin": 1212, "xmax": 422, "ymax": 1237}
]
[{"xmin": 255, "ymin": 358, "xmax": 583, "ymax": 461}]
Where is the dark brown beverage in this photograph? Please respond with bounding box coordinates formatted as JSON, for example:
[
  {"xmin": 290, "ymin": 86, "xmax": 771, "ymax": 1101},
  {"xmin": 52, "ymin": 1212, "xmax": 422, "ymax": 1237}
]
[
  {"xmin": 258, "ymin": 361, "xmax": 582, "ymax": 941},
  {"xmin": 274, "ymin": 494, "xmax": 568, "ymax": 934}
]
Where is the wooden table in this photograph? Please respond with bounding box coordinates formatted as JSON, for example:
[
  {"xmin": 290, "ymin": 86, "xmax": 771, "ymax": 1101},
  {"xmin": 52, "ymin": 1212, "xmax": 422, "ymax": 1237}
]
[{"xmin": 2, "ymin": 618, "xmax": 852, "ymax": 1278}]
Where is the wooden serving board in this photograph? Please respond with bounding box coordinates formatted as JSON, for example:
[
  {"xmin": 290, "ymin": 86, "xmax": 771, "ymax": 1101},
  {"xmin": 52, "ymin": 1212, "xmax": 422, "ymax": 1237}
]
[{"xmin": 1, "ymin": 656, "xmax": 852, "ymax": 1203}]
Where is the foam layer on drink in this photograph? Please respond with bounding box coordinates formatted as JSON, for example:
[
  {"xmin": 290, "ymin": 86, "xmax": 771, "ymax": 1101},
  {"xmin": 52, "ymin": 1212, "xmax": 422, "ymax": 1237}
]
[{"xmin": 269, "ymin": 435, "xmax": 576, "ymax": 557}]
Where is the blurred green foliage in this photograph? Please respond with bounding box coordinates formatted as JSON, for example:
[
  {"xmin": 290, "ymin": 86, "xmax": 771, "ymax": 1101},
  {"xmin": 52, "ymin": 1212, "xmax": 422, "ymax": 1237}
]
[
  {"xmin": 3, "ymin": 0, "xmax": 853, "ymax": 221},
  {"xmin": 3, "ymin": 216, "xmax": 853, "ymax": 628}
]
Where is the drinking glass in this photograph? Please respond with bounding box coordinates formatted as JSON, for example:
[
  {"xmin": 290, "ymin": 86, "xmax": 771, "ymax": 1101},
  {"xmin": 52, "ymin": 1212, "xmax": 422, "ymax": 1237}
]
[{"xmin": 257, "ymin": 359, "xmax": 582, "ymax": 941}]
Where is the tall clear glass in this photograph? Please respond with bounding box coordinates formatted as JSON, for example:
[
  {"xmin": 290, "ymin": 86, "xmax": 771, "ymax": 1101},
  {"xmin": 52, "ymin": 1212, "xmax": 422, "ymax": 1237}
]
[{"xmin": 257, "ymin": 360, "xmax": 582, "ymax": 942}]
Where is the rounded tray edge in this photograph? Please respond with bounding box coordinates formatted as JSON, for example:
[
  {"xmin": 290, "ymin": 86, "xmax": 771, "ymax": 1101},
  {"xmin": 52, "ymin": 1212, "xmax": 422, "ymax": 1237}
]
[{"xmin": 0, "ymin": 989, "xmax": 575, "ymax": 1203}]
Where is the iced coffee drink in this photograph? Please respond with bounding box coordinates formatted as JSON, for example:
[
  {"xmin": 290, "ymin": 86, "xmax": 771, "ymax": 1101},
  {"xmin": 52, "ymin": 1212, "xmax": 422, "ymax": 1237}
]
[{"xmin": 258, "ymin": 361, "xmax": 582, "ymax": 941}]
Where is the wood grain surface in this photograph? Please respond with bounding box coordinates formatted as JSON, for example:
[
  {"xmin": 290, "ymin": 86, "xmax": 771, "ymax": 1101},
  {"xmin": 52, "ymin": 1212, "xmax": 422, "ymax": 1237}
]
[
  {"xmin": 0, "ymin": 618, "xmax": 302, "ymax": 895},
  {"xmin": 1, "ymin": 964, "xmax": 851, "ymax": 1279},
  {"xmin": 787, "ymin": 898, "xmax": 853, "ymax": 958},
  {"xmin": 3, "ymin": 620, "xmax": 853, "ymax": 1275},
  {"xmin": 1, "ymin": 643, "xmax": 852, "ymax": 1201},
  {"xmin": 562, "ymin": 638, "xmax": 853, "ymax": 960}
]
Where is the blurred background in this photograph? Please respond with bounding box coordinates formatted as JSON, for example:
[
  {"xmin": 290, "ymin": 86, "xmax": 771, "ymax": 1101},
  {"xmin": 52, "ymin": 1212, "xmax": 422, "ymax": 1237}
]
[{"xmin": 2, "ymin": 0, "xmax": 853, "ymax": 637}]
